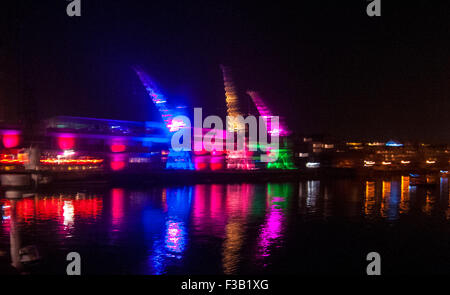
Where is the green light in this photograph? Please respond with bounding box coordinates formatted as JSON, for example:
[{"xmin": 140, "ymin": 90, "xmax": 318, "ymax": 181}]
[
  {"xmin": 267, "ymin": 148, "xmax": 296, "ymax": 170},
  {"xmin": 267, "ymin": 183, "xmax": 294, "ymax": 209}
]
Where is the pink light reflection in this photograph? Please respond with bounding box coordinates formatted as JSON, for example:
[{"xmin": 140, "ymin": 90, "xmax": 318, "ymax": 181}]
[
  {"xmin": 111, "ymin": 188, "xmax": 125, "ymax": 229},
  {"xmin": 257, "ymin": 195, "xmax": 286, "ymax": 260}
]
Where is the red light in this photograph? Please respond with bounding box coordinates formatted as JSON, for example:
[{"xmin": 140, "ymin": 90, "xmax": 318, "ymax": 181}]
[
  {"xmin": 58, "ymin": 136, "xmax": 75, "ymax": 150},
  {"xmin": 210, "ymin": 162, "xmax": 223, "ymax": 171},
  {"xmin": 110, "ymin": 143, "xmax": 126, "ymax": 153},
  {"xmin": 110, "ymin": 161, "xmax": 125, "ymax": 171},
  {"xmin": 195, "ymin": 162, "xmax": 208, "ymax": 170}
]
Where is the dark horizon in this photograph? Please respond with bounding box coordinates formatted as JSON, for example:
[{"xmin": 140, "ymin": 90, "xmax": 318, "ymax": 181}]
[{"xmin": 1, "ymin": 0, "xmax": 450, "ymax": 143}]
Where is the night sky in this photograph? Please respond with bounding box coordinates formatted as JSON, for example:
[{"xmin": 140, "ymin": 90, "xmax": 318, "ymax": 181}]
[{"xmin": 2, "ymin": 0, "xmax": 450, "ymax": 142}]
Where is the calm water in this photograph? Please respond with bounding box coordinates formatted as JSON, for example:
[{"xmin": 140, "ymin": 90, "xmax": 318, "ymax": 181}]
[{"xmin": 1, "ymin": 176, "xmax": 450, "ymax": 275}]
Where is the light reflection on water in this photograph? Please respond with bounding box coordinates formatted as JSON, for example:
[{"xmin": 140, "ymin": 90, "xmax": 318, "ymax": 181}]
[{"xmin": 1, "ymin": 176, "xmax": 450, "ymax": 274}]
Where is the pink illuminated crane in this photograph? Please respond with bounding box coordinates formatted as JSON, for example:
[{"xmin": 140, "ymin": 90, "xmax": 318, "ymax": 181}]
[{"xmin": 246, "ymin": 90, "xmax": 290, "ymax": 137}]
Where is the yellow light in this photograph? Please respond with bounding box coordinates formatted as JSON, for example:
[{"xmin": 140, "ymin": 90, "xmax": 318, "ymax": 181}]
[
  {"xmin": 401, "ymin": 160, "xmax": 410, "ymax": 164},
  {"xmin": 40, "ymin": 158, "xmax": 103, "ymax": 165},
  {"xmin": 220, "ymin": 65, "xmax": 244, "ymax": 132},
  {"xmin": 364, "ymin": 160, "xmax": 375, "ymax": 167},
  {"xmin": 346, "ymin": 142, "xmax": 362, "ymax": 146},
  {"xmin": 426, "ymin": 160, "xmax": 436, "ymax": 164},
  {"xmin": 382, "ymin": 161, "xmax": 392, "ymax": 165}
]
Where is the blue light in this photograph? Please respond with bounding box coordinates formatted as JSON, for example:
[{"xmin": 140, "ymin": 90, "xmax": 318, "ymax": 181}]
[
  {"xmin": 166, "ymin": 150, "xmax": 194, "ymax": 170},
  {"xmin": 145, "ymin": 187, "xmax": 192, "ymax": 274},
  {"xmin": 386, "ymin": 140, "xmax": 403, "ymax": 147},
  {"xmin": 133, "ymin": 66, "xmax": 175, "ymax": 130}
]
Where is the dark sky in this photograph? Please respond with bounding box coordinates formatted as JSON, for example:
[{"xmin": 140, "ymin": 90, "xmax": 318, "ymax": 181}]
[{"xmin": 2, "ymin": 0, "xmax": 450, "ymax": 142}]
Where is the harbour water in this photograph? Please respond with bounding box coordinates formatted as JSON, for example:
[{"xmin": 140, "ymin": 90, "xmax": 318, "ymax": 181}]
[{"xmin": 1, "ymin": 176, "xmax": 450, "ymax": 274}]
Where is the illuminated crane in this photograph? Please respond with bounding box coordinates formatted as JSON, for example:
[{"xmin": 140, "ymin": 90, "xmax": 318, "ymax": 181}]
[
  {"xmin": 220, "ymin": 65, "xmax": 254, "ymax": 169},
  {"xmin": 133, "ymin": 66, "xmax": 175, "ymax": 130},
  {"xmin": 133, "ymin": 66, "xmax": 193, "ymax": 170},
  {"xmin": 246, "ymin": 90, "xmax": 295, "ymax": 170},
  {"xmin": 246, "ymin": 90, "xmax": 290, "ymax": 137}
]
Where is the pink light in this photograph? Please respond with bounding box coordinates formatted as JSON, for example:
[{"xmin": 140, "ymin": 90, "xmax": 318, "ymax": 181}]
[
  {"xmin": 192, "ymin": 184, "xmax": 228, "ymax": 239},
  {"xmin": 192, "ymin": 185, "xmax": 207, "ymax": 234},
  {"xmin": 2, "ymin": 131, "xmax": 20, "ymax": 148},
  {"xmin": 257, "ymin": 196, "xmax": 285, "ymax": 258},
  {"xmin": 258, "ymin": 206, "xmax": 283, "ymax": 257},
  {"xmin": 225, "ymin": 184, "xmax": 252, "ymax": 216},
  {"xmin": 210, "ymin": 185, "xmax": 223, "ymax": 216},
  {"xmin": 110, "ymin": 154, "xmax": 126, "ymax": 171},
  {"xmin": 111, "ymin": 188, "xmax": 125, "ymax": 229},
  {"xmin": 165, "ymin": 221, "xmax": 185, "ymax": 253},
  {"xmin": 246, "ymin": 91, "xmax": 290, "ymax": 136}
]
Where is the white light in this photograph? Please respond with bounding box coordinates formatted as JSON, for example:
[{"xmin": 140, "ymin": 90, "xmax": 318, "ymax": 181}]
[
  {"xmin": 306, "ymin": 162, "xmax": 320, "ymax": 168},
  {"xmin": 63, "ymin": 150, "xmax": 75, "ymax": 157},
  {"xmin": 168, "ymin": 119, "xmax": 186, "ymax": 132},
  {"xmin": 63, "ymin": 201, "xmax": 74, "ymax": 227}
]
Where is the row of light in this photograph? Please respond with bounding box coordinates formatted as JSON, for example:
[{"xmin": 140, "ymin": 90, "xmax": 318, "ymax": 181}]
[
  {"xmin": 40, "ymin": 158, "xmax": 104, "ymax": 165},
  {"xmin": 364, "ymin": 160, "xmax": 436, "ymax": 167},
  {"xmin": 0, "ymin": 158, "xmax": 103, "ymax": 165}
]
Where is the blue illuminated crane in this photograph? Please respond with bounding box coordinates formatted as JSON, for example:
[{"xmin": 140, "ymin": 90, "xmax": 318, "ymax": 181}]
[{"xmin": 133, "ymin": 66, "xmax": 194, "ymax": 170}]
